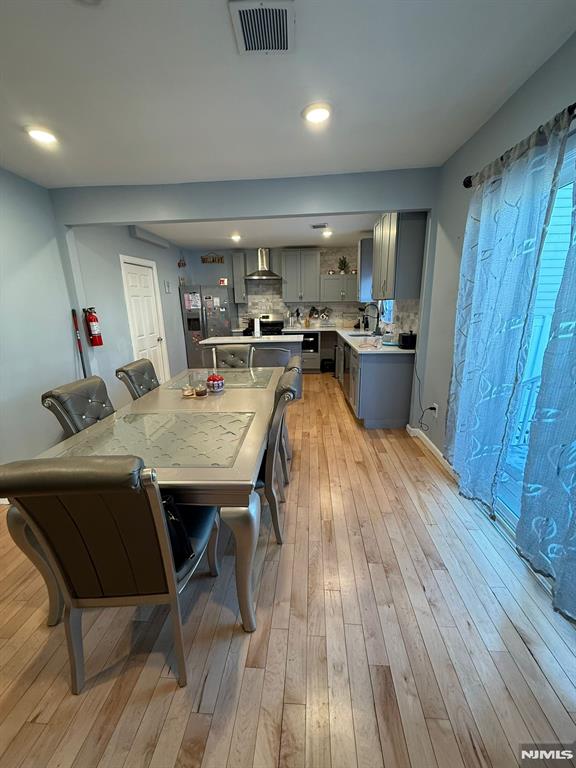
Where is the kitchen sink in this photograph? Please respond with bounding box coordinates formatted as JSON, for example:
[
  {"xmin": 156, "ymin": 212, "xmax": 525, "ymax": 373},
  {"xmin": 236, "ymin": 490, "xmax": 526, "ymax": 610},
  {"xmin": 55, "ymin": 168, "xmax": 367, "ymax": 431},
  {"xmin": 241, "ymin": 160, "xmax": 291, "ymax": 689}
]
[{"xmin": 348, "ymin": 332, "xmax": 373, "ymax": 337}]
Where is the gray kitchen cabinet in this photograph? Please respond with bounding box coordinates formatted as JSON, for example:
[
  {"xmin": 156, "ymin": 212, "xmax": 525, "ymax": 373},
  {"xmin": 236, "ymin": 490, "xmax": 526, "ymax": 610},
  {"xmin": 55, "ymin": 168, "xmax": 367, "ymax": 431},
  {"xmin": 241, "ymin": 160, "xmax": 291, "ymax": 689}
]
[
  {"xmin": 281, "ymin": 251, "xmax": 301, "ymax": 302},
  {"xmin": 371, "ymin": 211, "xmax": 427, "ymax": 300},
  {"xmin": 337, "ymin": 337, "xmax": 415, "ymax": 428},
  {"xmin": 320, "ymin": 275, "xmax": 344, "ymax": 302},
  {"xmin": 232, "ymin": 251, "xmax": 248, "ymax": 303},
  {"xmin": 342, "ymin": 274, "xmax": 357, "ymax": 301},
  {"xmin": 349, "ymin": 348, "xmax": 360, "ymax": 413},
  {"xmin": 320, "ymin": 273, "xmax": 358, "ymax": 302},
  {"xmin": 281, "ymin": 249, "xmax": 320, "ymax": 302},
  {"xmin": 335, "ymin": 336, "xmax": 345, "ymax": 383}
]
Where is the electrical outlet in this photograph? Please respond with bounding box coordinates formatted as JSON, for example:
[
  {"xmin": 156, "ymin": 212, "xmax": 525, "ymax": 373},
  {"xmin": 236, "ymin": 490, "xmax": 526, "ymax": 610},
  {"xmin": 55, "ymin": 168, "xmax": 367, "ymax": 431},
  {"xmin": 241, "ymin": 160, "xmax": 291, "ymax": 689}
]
[{"xmin": 432, "ymin": 403, "xmax": 438, "ymax": 419}]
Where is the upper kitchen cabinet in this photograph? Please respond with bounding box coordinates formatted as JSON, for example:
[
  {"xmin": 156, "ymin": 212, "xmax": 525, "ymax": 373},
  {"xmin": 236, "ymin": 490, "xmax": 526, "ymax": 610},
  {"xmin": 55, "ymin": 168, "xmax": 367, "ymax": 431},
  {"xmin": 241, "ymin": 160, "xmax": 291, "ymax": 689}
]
[
  {"xmin": 232, "ymin": 251, "xmax": 250, "ymax": 303},
  {"xmin": 281, "ymin": 249, "xmax": 320, "ymax": 302},
  {"xmin": 320, "ymin": 274, "xmax": 358, "ymax": 302},
  {"xmin": 371, "ymin": 212, "xmax": 427, "ymax": 300}
]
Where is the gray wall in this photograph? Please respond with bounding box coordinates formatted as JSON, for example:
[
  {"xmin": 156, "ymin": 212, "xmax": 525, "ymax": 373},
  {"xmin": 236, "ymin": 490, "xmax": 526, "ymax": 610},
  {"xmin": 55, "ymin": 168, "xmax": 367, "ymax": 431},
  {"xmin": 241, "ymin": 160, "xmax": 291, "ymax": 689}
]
[
  {"xmin": 71, "ymin": 225, "xmax": 188, "ymax": 407},
  {"xmin": 0, "ymin": 169, "xmax": 78, "ymax": 462},
  {"xmin": 419, "ymin": 33, "xmax": 576, "ymax": 451},
  {"xmin": 50, "ymin": 168, "xmax": 440, "ymax": 226}
]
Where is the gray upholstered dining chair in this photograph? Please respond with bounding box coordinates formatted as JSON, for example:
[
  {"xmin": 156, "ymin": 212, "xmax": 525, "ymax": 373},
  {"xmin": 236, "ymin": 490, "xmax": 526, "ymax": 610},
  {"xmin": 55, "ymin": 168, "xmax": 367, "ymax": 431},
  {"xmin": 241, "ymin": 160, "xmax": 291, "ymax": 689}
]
[
  {"xmin": 116, "ymin": 358, "xmax": 160, "ymax": 400},
  {"xmin": 251, "ymin": 347, "xmax": 291, "ymax": 368},
  {"xmin": 0, "ymin": 455, "xmax": 220, "ymax": 694},
  {"xmin": 281, "ymin": 355, "xmax": 302, "ymax": 464},
  {"xmin": 41, "ymin": 376, "xmax": 115, "ymax": 438},
  {"xmin": 255, "ymin": 370, "xmax": 298, "ymax": 544},
  {"xmin": 211, "ymin": 344, "xmax": 254, "ymax": 369}
]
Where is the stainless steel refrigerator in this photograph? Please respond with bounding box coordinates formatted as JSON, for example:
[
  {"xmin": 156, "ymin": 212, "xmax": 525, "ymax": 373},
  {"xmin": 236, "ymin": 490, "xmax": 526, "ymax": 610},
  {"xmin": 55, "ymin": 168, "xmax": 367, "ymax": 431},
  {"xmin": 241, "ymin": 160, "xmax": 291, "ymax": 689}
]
[{"xmin": 180, "ymin": 284, "xmax": 234, "ymax": 367}]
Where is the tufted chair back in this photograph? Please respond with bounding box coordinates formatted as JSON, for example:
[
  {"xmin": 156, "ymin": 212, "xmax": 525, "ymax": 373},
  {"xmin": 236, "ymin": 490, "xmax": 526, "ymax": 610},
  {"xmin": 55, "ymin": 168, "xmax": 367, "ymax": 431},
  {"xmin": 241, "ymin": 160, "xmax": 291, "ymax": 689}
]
[
  {"xmin": 116, "ymin": 358, "xmax": 160, "ymax": 400},
  {"xmin": 42, "ymin": 376, "xmax": 115, "ymax": 438},
  {"xmin": 212, "ymin": 345, "xmax": 254, "ymax": 369}
]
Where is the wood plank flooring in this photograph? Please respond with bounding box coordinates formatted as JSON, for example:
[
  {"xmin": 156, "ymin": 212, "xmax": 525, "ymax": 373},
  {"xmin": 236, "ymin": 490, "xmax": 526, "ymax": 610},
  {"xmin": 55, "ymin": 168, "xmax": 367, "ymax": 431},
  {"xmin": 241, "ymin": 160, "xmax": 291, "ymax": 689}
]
[{"xmin": 1, "ymin": 372, "xmax": 575, "ymax": 767}]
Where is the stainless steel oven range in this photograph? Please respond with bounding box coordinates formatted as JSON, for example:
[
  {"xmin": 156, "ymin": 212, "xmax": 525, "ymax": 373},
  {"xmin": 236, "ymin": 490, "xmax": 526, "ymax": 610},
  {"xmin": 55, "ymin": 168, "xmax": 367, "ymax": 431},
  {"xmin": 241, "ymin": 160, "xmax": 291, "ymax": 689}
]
[{"xmin": 242, "ymin": 314, "xmax": 285, "ymax": 336}]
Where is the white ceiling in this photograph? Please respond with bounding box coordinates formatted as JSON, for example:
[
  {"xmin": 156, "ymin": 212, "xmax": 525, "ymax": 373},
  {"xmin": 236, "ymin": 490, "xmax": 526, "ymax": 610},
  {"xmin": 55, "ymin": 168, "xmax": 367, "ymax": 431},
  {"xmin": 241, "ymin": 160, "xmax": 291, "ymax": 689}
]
[
  {"xmin": 143, "ymin": 212, "xmax": 379, "ymax": 249},
  {"xmin": 1, "ymin": 0, "xmax": 575, "ymax": 188}
]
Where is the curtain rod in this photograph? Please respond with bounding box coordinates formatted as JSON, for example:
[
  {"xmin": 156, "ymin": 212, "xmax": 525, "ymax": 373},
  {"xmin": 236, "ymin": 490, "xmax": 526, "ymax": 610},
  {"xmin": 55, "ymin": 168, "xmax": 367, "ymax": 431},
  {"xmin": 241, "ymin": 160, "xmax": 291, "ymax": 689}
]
[{"xmin": 462, "ymin": 101, "xmax": 576, "ymax": 189}]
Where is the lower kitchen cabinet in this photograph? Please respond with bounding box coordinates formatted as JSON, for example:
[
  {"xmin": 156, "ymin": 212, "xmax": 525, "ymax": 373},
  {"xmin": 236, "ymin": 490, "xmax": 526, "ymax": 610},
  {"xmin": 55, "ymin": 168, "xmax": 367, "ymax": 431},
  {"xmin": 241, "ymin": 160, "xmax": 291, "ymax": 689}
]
[{"xmin": 340, "ymin": 342, "xmax": 414, "ymax": 428}]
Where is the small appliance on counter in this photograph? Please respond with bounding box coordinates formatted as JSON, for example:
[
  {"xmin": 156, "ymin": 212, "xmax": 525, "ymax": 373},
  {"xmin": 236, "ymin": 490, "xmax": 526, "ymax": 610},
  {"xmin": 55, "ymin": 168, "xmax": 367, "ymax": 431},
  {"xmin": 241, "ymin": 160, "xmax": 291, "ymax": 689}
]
[{"xmin": 398, "ymin": 330, "xmax": 417, "ymax": 349}]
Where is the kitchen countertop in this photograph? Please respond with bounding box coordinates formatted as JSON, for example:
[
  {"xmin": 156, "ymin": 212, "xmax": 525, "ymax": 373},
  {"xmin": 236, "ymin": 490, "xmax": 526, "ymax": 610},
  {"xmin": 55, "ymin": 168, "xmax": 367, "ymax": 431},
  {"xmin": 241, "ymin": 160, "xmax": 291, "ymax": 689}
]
[
  {"xmin": 200, "ymin": 335, "xmax": 304, "ymax": 345},
  {"xmin": 282, "ymin": 327, "xmax": 415, "ymax": 355}
]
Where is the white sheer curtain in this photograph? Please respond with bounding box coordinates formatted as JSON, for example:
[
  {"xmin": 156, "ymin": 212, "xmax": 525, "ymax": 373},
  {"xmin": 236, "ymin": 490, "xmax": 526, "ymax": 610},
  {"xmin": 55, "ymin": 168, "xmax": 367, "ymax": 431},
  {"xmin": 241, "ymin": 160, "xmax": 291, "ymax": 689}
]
[
  {"xmin": 516, "ymin": 155, "xmax": 576, "ymax": 619},
  {"xmin": 445, "ymin": 107, "xmax": 575, "ymax": 616}
]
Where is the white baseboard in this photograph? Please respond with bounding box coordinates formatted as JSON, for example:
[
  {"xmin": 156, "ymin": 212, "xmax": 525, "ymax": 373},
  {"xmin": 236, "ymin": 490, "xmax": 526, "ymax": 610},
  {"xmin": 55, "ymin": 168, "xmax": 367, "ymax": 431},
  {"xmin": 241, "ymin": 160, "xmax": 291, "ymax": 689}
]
[{"xmin": 405, "ymin": 425, "xmax": 457, "ymax": 479}]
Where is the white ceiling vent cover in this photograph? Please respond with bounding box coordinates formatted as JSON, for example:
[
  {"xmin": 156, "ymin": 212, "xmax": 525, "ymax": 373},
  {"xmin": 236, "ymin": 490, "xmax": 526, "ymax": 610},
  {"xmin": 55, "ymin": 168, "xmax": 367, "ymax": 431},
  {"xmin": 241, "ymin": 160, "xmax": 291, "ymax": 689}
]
[{"xmin": 229, "ymin": 0, "xmax": 295, "ymax": 54}]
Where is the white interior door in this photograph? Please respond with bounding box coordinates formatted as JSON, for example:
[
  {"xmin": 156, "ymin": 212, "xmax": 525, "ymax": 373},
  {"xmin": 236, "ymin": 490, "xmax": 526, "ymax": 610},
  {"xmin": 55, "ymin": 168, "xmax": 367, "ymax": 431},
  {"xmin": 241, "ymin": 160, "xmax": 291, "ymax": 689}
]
[{"xmin": 120, "ymin": 257, "xmax": 170, "ymax": 382}]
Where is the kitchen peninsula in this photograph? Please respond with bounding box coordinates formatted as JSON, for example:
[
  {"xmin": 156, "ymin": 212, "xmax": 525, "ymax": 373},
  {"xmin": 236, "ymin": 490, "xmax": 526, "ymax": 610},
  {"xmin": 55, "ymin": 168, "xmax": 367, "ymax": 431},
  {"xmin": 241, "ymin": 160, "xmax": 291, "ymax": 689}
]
[{"xmin": 284, "ymin": 326, "xmax": 416, "ymax": 428}]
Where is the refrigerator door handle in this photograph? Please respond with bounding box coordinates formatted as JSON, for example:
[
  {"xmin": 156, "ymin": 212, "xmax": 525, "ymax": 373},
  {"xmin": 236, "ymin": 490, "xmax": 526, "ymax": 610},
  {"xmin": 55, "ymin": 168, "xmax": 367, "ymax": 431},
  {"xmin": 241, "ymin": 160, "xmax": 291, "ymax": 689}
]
[{"xmin": 201, "ymin": 305, "xmax": 209, "ymax": 338}]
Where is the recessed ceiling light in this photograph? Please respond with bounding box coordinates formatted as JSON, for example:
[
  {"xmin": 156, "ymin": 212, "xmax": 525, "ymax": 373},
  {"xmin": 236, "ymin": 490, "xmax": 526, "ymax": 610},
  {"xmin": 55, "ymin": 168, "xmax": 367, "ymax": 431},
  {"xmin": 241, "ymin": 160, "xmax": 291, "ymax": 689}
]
[
  {"xmin": 322, "ymin": 229, "xmax": 333, "ymax": 239},
  {"xmin": 230, "ymin": 234, "xmax": 242, "ymax": 242},
  {"xmin": 302, "ymin": 103, "xmax": 331, "ymax": 125},
  {"xmin": 27, "ymin": 128, "xmax": 58, "ymax": 145}
]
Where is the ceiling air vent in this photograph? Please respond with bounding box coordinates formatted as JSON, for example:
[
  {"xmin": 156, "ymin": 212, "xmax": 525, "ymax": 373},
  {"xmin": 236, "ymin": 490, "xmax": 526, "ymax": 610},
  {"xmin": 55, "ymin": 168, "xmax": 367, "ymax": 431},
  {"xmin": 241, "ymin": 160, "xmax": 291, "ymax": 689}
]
[{"xmin": 229, "ymin": 0, "xmax": 295, "ymax": 54}]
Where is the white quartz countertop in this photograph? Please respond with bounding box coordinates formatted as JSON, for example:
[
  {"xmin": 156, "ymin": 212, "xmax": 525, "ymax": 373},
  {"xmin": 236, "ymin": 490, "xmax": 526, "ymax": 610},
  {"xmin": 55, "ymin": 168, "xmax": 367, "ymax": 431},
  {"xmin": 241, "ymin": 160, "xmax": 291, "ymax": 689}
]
[
  {"xmin": 200, "ymin": 335, "xmax": 303, "ymax": 345},
  {"xmin": 283, "ymin": 327, "xmax": 415, "ymax": 355}
]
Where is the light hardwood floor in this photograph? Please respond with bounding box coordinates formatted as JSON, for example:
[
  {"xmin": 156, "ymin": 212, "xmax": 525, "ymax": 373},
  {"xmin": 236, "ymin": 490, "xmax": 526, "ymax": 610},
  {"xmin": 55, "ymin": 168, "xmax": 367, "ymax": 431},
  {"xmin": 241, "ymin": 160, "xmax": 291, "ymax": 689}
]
[{"xmin": 1, "ymin": 373, "xmax": 575, "ymax": 768}]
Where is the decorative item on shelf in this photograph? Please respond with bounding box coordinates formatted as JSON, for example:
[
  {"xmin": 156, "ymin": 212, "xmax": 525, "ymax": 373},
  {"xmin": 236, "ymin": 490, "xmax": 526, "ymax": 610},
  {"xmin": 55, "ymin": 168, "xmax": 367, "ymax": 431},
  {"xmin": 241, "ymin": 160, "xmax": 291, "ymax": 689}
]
[
  {"xmin": 207, "ymin": 374, "xmax": 225, "ymax": 393},
  {"xmin": 338, "ymin": 256, "xmax": 350, "ymax": 274},
  {"xmin": 328, "ymin": 269, "xmax": 336, "ymax": 275},
  {"xmin": 201, "ymin": 252, "xmax": 225, "ymax": 264},
  {"xmin": 351, "ymin": 268, "xmax": 357, "ymax": 275}
]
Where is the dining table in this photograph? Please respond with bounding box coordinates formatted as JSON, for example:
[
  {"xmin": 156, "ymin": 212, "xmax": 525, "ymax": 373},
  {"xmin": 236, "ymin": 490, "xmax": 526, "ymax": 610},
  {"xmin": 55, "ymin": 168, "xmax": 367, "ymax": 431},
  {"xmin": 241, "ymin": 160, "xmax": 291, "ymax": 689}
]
[{"xmin": 8, "ymin": 366, "xmax": 284, "ymax": 633}]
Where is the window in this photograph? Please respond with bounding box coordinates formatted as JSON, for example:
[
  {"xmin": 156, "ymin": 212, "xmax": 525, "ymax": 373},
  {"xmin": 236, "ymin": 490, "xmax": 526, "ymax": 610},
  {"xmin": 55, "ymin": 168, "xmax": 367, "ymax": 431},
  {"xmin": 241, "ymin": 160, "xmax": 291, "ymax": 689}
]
[
  {"xmin": 496, "ymin": 134, "xmax": 575, "ymax": 528},
  {"xmin": 381, "ymin": 299, "xmax": 394, "ymax": 324}
]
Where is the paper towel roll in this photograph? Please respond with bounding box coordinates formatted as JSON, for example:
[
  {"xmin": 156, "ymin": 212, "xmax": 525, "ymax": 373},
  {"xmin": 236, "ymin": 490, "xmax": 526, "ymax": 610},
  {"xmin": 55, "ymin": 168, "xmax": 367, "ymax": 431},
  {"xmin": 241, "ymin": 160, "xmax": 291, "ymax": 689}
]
[{"xmin": 254, "ymin": 317, "xmax": 261, "ymax": 337}]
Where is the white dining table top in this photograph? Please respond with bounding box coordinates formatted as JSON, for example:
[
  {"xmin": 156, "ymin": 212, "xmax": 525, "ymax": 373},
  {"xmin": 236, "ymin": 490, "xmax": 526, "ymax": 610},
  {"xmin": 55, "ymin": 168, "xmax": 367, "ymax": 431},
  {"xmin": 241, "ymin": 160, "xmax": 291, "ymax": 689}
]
[{"xmin": 38, "ymin": 367, "xmax": 284, "ymax": 506}]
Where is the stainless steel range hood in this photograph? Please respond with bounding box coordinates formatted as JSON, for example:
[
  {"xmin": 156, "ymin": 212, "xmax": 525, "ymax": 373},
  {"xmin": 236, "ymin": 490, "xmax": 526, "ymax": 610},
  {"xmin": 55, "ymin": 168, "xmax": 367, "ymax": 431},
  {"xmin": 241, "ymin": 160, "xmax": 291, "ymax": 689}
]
[{"xmin": 245, "ymin": 248, "xmax": 282, "ymax": 281}]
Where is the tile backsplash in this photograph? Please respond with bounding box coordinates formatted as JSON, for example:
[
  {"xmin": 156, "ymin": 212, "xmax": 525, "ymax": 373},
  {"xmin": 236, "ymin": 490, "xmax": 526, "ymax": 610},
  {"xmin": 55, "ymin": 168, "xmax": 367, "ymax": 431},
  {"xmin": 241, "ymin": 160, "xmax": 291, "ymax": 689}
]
[{"xmin": 238, "ymin": 280, "xmax": 418, "ymax": 336}]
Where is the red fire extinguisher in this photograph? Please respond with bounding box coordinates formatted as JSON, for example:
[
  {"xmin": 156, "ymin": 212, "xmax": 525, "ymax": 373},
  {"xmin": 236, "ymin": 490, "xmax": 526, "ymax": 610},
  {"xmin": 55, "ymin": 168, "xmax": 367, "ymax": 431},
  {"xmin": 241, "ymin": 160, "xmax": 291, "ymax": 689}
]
[{"xmin": 84, "ymin": 307, "xmax": 103, "ymax": 347}]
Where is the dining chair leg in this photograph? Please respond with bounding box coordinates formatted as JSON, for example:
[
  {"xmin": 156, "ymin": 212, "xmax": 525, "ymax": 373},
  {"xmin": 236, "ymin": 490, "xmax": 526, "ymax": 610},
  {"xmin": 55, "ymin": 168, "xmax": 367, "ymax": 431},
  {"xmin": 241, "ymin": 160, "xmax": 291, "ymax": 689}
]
[
  {"xmin": 207, "ymin": 516, "xmax": 220, "ymax": 577},
  {"xmin": 275, "ymin": 463, "xmax": 286, "ymax": 502},
  {"xmin": 7, "ymin": 508, "xmax": 64, "ymax": 626},
  {"xmin": 170, "ymin": 598, "xmax": 188, "ymax": 687},
  {"xmin": 220, "ymin": 492, "xmax": 261, "ymax": 632},
  {"xmin": 265, "ymin": 482, "xmax": 283, "ymax": 545},
  {"xmin": 64, "ymin": 605, "xmax": 84, "ymax": 694},
  {"xmin": 279, "ymin": 440, "xmax": 290, "ymax": 485},
  {"xmin": 282, "ymin": 421, "xmax": 292, "ymax": 460}
]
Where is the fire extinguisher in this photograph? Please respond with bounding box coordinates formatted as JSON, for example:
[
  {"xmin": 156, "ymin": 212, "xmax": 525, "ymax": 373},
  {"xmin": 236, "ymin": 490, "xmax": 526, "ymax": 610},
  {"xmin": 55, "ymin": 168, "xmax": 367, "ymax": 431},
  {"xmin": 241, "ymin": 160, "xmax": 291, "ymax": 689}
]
[{"xmin": 83, "ymin": 307, "xmax": 103, "ymax": 347}]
